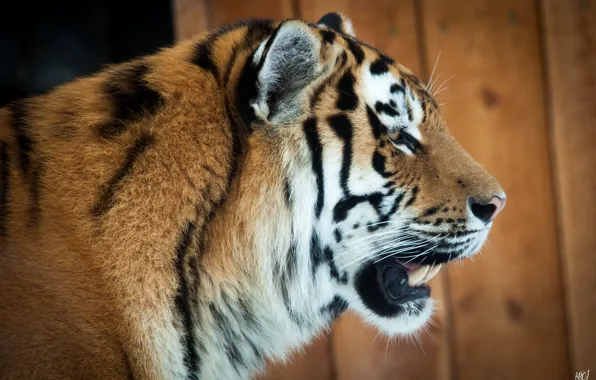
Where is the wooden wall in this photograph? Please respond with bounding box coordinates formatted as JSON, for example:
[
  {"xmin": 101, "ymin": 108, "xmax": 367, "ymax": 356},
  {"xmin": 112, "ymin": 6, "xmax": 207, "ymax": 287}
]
[{"xmin": 172, "ymin": 0, "xmax": 596, "ymax": 378}]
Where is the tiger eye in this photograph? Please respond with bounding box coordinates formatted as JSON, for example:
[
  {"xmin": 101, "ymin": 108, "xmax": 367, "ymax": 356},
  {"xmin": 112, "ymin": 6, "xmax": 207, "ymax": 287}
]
[{"xmin": 387, "ymin": 128, "xmax": 401, "ymax": 143}]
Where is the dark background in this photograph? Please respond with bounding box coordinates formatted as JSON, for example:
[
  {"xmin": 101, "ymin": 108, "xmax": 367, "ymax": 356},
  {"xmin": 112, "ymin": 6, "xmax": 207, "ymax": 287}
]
[{"xmin": 0, "ymin": 0, "xmax": 174, "ymax": 107}]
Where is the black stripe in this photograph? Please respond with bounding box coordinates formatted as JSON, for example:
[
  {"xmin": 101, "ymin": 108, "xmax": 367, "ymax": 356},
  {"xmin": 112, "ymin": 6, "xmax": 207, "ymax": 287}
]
[
  {"xmin": 286, "ymin": 242, "xmax": 298, "ymax": 286},
  {"xmin": 320, "ymin": 295, "xmax": 348, "ymax": 320},
  {"xmin": 91, "ymin": 134, "xmax": 154, "ymax": 217},
  {"xmin": 193, "ymin": 19, "xmax": 275, "ymax": 83},
  {"xmin": 421, "ymin": 99, "xmax": 428, "ymax": 123},
  {"xmin": 256, "ymin": 21, "xmax": 285, "ymax": 72},
  {"xmin": 336, "ymin": 71, "xmax": 358, "ymax": 111},
  {"xmin": 191, "ymin": 39, "xmax": 218, "ymax": 78},
  {"xmin": 9, "ymin": 101, "xmax": 43, "ymax": 225},
  {"xmin": 124, "ymin": 350, "xmax": 135, "ymax": 380},
  {"xmin": 0, "ymin": 142, "xmax": 9, "ymax": 237},
  {"xmin": 333, "ymin": 195, "xmax": 363, "ymax": 222},
  {"xmin": 375, "ymin": 101, "xmax": 399, "ymax": 117},
  {"xmin": 174, "ymin": 222, "xmax": 200, "ymax": 380},
  {"xmin": 235, "ymin": 51, "xmax": 260, "ymax": 124},
  {"xmin": 222, "ymin": 21, "xmax": 275, "ymax": 88},
  {"xmin": 244, "ymin": 20, "xmax": 275, "ymax": 48},
  {"xmin": 390, "ymin": 83, "xmax": 405, "ymax": 95},
  {"xmin": 324, "ymin": 247, "xmax": 348, "ymax": 284},
  {"xmin": 98, "ymin": 63, "xmax": 164, "ymax": 139},
  {"xmin": 318, "ymin": 13, "xmax": 344, "ymax": 33},
  {"xmin": 280, "ymin": 242, "xmax": 304, "ymax": 326},
  {"xmin": 223, "ymin": 45, "xmax": 239, "ymax": 88},
  {"xmin": 372, "ymin": 151, "xmax": 394, "ymax": 178},
  {"xmin": 281, "ymin": 273, "xmax": 303, "ymax": 326},
  {"xmin": 283, "ymin": 178, "xmax": 292, "ymax": 208},
  {"xmin": 328, "ymin": 114, "xmax": 353, "ymax": 194},
  {"xmin": 320, "ymin": 29, "xmax": 336, "ymax": 44},
  {"xmin": 333, "ymin": 229, "xmax": 342, "ymax": 243},
  {"xmin": 346, "ymin": 38, "xmax": 364, "ymax": 65},
  {"xmin": 423, "ymin": 206, "xmax": 440, "ymax": 216},
  {"xmin": 310, "ymin": 232, "xmax": 325, "ymax": 275},
  {"xmin": 333, "ymin": 194, "xmax": 372, "ymax": 222},
  {"xmin": 310, "ymin": 74, "xmax": 333, "ymax": 110},
  {"xmin": 303, "ymin": 118, "xmax": 324, "ymax": 218},
  {"xmin": 237, "ymin": 298, "xmax": 263, "ymax": 362},
  {"xmin": 209, "ymin": 299, "xmax": 244, "ymax": 374},
  {"xmin": 9, "ymin": 101, "xmax": 33, "ymax": 177},
  {"xmin": 28, "ymin": 162, "xmax": 42, "ymax": 226},
  {"xmin": 370, "ymin": 57, "xmax": 390, "ymax": 75},
  {"xmin": 380, "ymin": 53, "xmax": 395, "ymax": 65},
  {"xmin": 230, "ymin": 21, "xmax": 277, "ymax": 123},
  {"xmin": 366, "ymin": 105, "xmax": 386, "ymax": 139},
  {"xmin": 405, "ymin": 185, "xmax": 419, "ymax": 207},
  {"xmin": 406, "ymin": 101, "xmax": 413, "ymax": 121}
]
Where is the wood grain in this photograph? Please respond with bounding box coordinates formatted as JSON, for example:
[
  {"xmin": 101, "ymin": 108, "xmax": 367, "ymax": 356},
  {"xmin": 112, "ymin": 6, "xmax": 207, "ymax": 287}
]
[
  {"xmin": 171, "ymin": 0, "xmax": 210, "ymax": 40},
  {"xmin": 209, "ymin": 0, "xmax": 293, "ymax": 27},
  {"xmin": 420, "ymin": 1, "xmax": 570, "ymax": 379},
  {"xmin": 541, "ymin": 0, "xmax": 596, "ymax": 372},
  {"xmin": 258, "ymin": 333, "xmax": 333, "ymax": 380},
  {"xmin": 300, "ymin": 1, "xmax": 452, "ymax": 379}
]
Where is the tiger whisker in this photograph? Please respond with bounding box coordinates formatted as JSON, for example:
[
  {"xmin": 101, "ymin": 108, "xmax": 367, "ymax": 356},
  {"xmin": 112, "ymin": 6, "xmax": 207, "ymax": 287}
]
[
  {"xmin": 433, "ymin": 74, "xmax": 455, "ymax": 97},
  {"xmin": 337, "ymin": 239, "xmax": 429, "ymax": 266},
  {"xmin": 341, "ymin": 233, "xmax": 422, "ymax": 252},
  {"xmin": 426, "ymin": 51, "xmax": 442, "ymax": 91},
  {"xmin": 338, "ymin": 239, "xmax": 438, "ymax": 270}
]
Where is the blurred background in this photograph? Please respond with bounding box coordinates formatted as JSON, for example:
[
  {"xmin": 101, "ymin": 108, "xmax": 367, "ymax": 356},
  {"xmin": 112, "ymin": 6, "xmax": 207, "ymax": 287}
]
[{"xmin": 2, "ymin": 0, "xmax": 594, "ymax": 379}]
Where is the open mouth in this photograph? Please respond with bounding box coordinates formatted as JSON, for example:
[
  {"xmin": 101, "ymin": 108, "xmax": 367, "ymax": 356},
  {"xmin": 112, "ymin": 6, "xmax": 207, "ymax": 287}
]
[
  {"xmin": 376, "ymin": 258, "xmax": 442, "ymax": 304},
  {"xmin": 355, "ymin": 256, "xmax": 443, "ymax": 317}
]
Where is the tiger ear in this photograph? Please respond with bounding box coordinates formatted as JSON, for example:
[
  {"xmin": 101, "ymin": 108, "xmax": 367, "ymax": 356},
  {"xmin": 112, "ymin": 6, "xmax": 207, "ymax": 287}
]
[
  {"xmin": 317, "ymin": 12, "xmax": 356, "ymax": 37},
  {"xmin": 251, "ymin": 21, "xmax": 335, "ymax": 124}
]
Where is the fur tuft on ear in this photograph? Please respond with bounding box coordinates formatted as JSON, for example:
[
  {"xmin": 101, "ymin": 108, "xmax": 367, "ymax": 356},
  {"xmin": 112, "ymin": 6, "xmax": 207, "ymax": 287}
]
[
  {"xmin": 317, "ymin": 12, "xmax": 356, "ymax": 37},
  {"xmin": 251, "ymin": 21, "xmax": 333, "ymax": 124}
]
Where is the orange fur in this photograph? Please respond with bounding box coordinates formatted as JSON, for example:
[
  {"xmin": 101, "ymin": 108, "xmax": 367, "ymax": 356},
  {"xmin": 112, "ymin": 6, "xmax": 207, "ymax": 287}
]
[{"xmin": 0, "ymin": 16, "xmax": 503, "ymax": 380}]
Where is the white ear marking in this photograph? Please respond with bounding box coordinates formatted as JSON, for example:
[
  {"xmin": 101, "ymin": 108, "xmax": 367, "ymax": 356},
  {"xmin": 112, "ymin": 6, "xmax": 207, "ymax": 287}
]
[{"xmin": 342, "ymin": 18, "xmax": 356, "ymax": 37}]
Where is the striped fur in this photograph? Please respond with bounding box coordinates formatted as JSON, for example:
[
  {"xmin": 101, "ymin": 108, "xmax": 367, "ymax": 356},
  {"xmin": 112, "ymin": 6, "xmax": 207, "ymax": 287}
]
[{"xmin": 0, "ymin": 13, "xmax": 504, "ymax": 380}]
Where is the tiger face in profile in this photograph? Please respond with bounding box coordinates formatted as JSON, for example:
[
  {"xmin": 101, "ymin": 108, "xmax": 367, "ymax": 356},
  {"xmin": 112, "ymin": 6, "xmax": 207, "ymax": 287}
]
[{"xmin": 0, "ymin": 12, "xmax": 505, "ymax": 380}]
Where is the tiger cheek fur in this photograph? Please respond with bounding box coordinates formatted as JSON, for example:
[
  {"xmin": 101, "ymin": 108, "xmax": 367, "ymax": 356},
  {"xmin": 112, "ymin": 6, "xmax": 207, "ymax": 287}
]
[{"xmin": 0, "ymin": 12, "xmax": 505, "ymax": 380}]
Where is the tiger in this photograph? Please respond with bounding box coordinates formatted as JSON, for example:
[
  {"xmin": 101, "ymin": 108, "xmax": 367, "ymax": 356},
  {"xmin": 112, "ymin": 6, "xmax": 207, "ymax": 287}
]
[{"xmin": 0, "ymin": 12, "xmax": 506, "ymax": 380}]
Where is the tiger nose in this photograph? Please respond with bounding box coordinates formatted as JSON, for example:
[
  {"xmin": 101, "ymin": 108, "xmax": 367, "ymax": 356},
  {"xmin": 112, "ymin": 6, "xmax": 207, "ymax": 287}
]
[{"xmin": 469, "ymin": 196, "xmax": 506, "ymax": 224}]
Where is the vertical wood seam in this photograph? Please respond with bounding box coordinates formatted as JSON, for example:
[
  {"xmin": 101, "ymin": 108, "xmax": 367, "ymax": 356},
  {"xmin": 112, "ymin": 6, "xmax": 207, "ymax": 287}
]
[
  {"xmin": 204, "ymin": 0, "xmax": 213, "ymax": 29},
  {"xmin": 292, "ymin": 0, "xmax": 302, "ymax": 20},
  {"xmin": 328, "ymin": 329, "xmax": 339, "ymax": 380},
  {"xmin": 413, "ymin": 1, "xmax": 457, "ymax": 379},
  {"xmin": 535, "ymin": 0, "xmax": 574, "ymax": 373}
]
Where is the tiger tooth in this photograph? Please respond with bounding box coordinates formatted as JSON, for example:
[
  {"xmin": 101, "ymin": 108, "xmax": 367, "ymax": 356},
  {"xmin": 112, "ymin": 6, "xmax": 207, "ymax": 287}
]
[
  {"xmin": 407, "ymin": 266, "xmax": 430, "ymax": 286},
  {"xmin": 422, "ymin": 264, "xmax": 442, "ymax": 283}
]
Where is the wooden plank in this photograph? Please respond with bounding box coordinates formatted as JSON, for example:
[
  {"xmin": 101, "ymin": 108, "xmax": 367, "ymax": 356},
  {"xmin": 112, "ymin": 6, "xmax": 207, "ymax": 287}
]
[
  {"xmin": 542, "ymin": 0, "xmax": 596, "ymax": 372},
  {"xmin": 210, "ymin": 0, "xmax": 293, "ymax": 27},
  {"xmin": 420, "ymin": 1, "xmax": 570, "ymax": 379},
  {"xmin": 171, "ymin": 0, "xmax": 210, "ymax": 40},
  {"xmin": 300, "ymin": 2, "xmax": 452, "ymax": 380},
  {"xmin": 258, "ymin": 334, "xmax": 333, "ymax": 380}
]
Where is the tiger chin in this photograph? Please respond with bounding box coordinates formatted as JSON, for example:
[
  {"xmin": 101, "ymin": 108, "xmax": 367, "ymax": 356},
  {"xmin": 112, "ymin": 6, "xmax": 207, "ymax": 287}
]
[{"xmin": 0, "ymin": 12, "xmax": 505, "ymax": 380}]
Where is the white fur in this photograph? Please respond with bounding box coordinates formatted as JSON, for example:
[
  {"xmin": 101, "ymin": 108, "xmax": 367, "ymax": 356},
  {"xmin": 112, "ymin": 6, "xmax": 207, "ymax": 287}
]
[{"xmin": 360, "ymin": 65, "xmax": 425, "ymax": 148}]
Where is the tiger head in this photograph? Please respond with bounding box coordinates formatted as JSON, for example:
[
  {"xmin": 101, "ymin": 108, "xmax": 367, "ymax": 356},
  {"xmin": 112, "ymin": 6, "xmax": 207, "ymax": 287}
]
[{"xmin": 237, "ymin": 13, "xmax": 506, "ymax": 336}]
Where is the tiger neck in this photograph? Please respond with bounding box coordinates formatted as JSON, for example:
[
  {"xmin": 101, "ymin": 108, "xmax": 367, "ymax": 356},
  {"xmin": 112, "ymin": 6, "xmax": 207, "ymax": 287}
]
[{"xmin": 191, "ymin": 132, "xmax": 341, "ymax": 378}]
